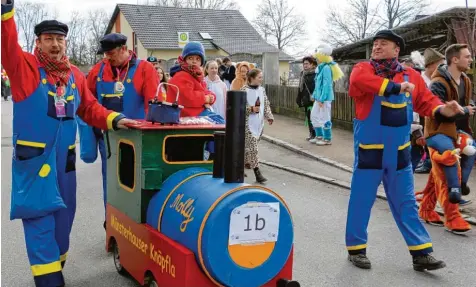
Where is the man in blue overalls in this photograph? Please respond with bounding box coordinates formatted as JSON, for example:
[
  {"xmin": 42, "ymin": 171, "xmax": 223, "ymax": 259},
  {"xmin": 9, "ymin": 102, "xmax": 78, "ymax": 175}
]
[
  {"xmin": 86, "ymin": 33, "xmax": 158, "ymax": 229},
  {"xmin": 1, "ymin": 1, "xmax": 138, "ymax": 285},
  {"xmin": 346, "ymin": 30, "xmax": 465, "ymax": 271}
]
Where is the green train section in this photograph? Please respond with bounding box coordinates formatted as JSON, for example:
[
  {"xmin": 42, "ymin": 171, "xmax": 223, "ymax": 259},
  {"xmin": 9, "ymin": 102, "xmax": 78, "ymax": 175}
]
[{"xmin": 106, "ymin": 126, "xmax": 225, "ymax": 223}]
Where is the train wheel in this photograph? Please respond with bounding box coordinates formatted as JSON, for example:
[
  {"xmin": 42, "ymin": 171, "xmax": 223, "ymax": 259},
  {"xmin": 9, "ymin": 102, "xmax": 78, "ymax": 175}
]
[
  {"xmin": 144, "ymin": 274, "xmax": 158, "ymax": 287},
  {"xmin": 112, "ymin": 241, "xmax": 127, "ymax": 275},
  {"xmin": 277, "ymin": 279, "xmax": 300, "ymax": 287}
]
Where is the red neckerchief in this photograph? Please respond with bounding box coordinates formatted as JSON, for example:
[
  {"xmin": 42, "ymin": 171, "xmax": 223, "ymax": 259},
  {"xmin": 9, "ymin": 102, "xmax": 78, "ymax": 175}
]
[
  {"xmin": 34, "ymin": 46, "xmax": 71, "ymax": 86},
  {"xmin": 370, "ymin": 57, "xmax": 403, "ymax": 79}
]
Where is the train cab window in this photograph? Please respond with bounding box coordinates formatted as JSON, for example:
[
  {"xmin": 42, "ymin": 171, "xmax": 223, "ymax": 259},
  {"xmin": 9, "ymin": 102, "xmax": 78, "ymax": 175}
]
[
  {"xmin": 118, "ymin": 141, "xmax": 135, "ymax": 190},
  {"xmin": 164, "ymin": 135, "xmax": 214, "ymax": 163}
]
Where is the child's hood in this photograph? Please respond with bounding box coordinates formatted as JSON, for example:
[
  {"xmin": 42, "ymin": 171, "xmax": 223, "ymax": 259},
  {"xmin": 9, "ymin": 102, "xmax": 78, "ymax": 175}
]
[{"xmin": 235, "ymin": 61, "xmax": 252, "ymax": 77}]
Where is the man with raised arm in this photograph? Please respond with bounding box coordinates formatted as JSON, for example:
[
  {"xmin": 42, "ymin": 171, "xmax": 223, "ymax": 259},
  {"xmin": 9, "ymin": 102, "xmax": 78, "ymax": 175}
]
[{"xmin": 1, "ymin": 0, "xmax": 137, "ymax": 286}]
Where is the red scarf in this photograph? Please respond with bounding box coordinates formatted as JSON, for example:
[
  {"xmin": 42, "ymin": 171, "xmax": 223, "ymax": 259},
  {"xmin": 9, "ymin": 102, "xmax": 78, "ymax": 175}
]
[
  {"xmin": 177, "ymin": 56, "xmax": 204, "ymax": 81},
  {"xmin": 370, "ymin": 57, "xmax": 403, "ymax": 79},
  {"xmin": 34, "ymin": 47, "xmax": 71, "ymax": 85}
]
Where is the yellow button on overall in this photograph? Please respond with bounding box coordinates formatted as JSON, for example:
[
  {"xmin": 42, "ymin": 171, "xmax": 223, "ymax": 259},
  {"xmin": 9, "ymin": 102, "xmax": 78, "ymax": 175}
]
[{"xmin": 39, "ymin": 164, "xmax": 51, "ymax": 177}]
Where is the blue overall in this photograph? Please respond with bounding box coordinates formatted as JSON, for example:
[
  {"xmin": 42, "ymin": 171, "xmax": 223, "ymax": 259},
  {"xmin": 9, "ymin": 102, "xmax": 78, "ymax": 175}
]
[
  {"xmin": 11, "ymin": 68, "xmax": 79, "ymax": 287},
  {"xmin": 345, "ymin": 74, "xmax": 433, "ymax": 257},
  {"xmin": 96, "ymin": 60, "xmax": 144, "ymax": 210}
]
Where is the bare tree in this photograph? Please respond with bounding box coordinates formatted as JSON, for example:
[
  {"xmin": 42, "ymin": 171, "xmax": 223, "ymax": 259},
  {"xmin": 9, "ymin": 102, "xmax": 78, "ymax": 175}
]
[
  {"xmin": 15, "ymin": 1, "xmax": 51, "ymax": 52},
  {"xmin": 252, "ymin": 0, "xmax": 306, "ymax": 51},
  {"xmin": 66, "ymin": 11, "xmax": 89, "ymax": 65},
  {"xmin": 379, "ymin": 0, "xmax": 429, "ymax": 29},
  {"xmin": 153, "ymin": 0, "xmax": 185, "ymax": 7},
  {"xmin": 324, "ymin": 0, "xmax": 380, "ymax": 47},
  {"xmin": 86, "ymin": 8, "xmax": 111, "ymax": 64},
  {"xmin": 153, "ymin": 0, "xmax": 237, "ymax": 9}
]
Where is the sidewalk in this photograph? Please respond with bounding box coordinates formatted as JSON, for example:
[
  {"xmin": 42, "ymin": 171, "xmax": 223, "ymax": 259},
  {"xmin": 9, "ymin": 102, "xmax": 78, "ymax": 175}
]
[{"xmin": 263, "ymin": 114, "xmax": 476, "ymax": 220}]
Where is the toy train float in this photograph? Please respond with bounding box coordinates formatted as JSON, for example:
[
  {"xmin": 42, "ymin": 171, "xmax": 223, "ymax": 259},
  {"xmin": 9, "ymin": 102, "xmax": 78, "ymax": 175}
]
[{"xmin": 104, "ymin": 90, "xmax": 300, "ymax": 287}]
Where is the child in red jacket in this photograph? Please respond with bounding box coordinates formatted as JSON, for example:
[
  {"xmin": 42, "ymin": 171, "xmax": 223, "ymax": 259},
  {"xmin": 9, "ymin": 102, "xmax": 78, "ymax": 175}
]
[{"xmin": 167, "ymin": 41, "xmax": 224, "ymax": 124}]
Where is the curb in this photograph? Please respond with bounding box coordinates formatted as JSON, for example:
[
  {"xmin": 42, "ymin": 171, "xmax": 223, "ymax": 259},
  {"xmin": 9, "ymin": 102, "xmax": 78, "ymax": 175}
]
[
  {"xmin": 261, "ymin": 159, "xmax": 476, "ymax": 227},
  {"xmin": 261, "ymin": 134, "xmax": 354, "ymax": 173}
]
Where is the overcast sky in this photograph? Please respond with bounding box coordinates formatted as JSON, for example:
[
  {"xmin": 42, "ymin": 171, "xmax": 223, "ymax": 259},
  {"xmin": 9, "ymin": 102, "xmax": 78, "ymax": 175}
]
[{"xmin": 15, "ymin": 0, "xmax": 476, "ymax": 55}]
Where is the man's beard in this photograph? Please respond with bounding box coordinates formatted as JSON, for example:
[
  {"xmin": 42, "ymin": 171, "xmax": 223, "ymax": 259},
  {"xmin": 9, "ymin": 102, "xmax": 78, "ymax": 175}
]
[{"xmin": 458, "ymin": 64, "xmax": 471, "ymax": 73}]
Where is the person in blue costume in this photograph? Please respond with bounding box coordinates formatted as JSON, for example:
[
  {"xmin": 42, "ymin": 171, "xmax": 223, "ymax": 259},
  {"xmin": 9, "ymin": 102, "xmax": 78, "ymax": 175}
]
[
  {"xmin": 309, "ymin": 43, "xmax": 344, "ymax": 145},
  {"xmin": 1, "ymin": 1, "xmax": 137, "ymax": 286},
  {"xmin": 85, "ymin": 33, "xmax": 159, "ymax": 229},
  {"xmin": 345, "ymin": 29, "xmax": 465, "ymax": 272}
]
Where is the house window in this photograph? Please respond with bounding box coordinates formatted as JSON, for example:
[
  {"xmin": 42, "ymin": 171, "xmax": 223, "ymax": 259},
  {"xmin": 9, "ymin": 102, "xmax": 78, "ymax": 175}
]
[{"xmin": 133, "ymin": 32, "xmax": 138, "ymax": 55}]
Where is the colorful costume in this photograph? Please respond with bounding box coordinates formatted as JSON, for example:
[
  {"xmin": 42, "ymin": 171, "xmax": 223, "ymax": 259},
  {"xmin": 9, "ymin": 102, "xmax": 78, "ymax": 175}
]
[
  {"xmin": 230, "ymin": 62, "xmax": 252, "ymax": 91},
  {"xmin": 423, "ymin": 64, "xmax": 474, "ymax": 204},
  {"xmin": 418, "ymin": 132, "xmax": 473, "ymax": 233},
  {"xmin": 243, "ymin": 84, "xmax": 274, "ymax": 183},
  {"xmin": 346, "ymin": 30, "xmax": 447, "ymax": 270},
  {"xmin": 417, "ymin": 63, "xmax": 474, "ymax": 233},
  {"xmin": 85, "ymin": 33, "xmax": 158, "ymax": 214},
  {"xmin": 310, "ymin": 44, "xmax": 344, "ymax": 145},
  {"xmin": 1, "ymin": 66, "xmax": 10, "ymax": 100},
  {"xmin": 1, "ymin": 3, "xmax": 125, "ymax": 286}
]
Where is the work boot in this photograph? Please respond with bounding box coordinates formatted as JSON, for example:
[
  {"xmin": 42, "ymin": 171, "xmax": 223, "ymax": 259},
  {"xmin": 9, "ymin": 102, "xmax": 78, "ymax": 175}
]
[
  {"xmin": 348, "ymin": 254, "xmax": 371, "ymax": 269},
  {"xmin": 254, "ymin": 167, "xmax": 267, "ymax": 183},
  {"xmin": 448, "ymin": 187, "xmax": 462, "ymax": 204},
  {"xmin": 413, "ymin": 254, "xmax": 446, "ymax": 271},
  {"xmin": 462, "ymin": 182, "xmax": 470, "ymax": 196}
]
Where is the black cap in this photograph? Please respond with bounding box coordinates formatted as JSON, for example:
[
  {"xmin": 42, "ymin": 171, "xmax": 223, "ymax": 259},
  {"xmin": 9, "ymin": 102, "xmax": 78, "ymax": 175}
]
[
  {"xmin": 147, "ymin": 56, "xmax": 158, "ymax": 63},
  {"xmin": 99, "ymin": 33, "xmax": 127, "ymax": 53},
  {"xmin": 373, "ymin": 30, "xmax": 405, "ymax": 51},
  {"xmin": 34, "ymin": 20, "xmax": 69, "ymax": 37}
]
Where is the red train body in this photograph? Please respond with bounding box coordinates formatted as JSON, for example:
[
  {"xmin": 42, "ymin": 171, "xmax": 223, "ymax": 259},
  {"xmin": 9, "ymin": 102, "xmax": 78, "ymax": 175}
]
[{"xmin": 106, "ymin": 204, "xmax": 295, "ymax": 287}]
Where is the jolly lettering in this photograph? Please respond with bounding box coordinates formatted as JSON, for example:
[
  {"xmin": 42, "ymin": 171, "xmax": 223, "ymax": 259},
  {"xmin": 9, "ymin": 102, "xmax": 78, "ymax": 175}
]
[{"xmin": 169, "ymin": 193, "xmax": 195, "ymax": 232}]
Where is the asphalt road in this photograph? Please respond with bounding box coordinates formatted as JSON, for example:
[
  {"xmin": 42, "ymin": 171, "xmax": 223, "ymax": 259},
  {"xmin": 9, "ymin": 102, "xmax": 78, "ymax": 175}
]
[{"xmin": 2, "ymin": 100, "xmax": 476, "ymax": 287}]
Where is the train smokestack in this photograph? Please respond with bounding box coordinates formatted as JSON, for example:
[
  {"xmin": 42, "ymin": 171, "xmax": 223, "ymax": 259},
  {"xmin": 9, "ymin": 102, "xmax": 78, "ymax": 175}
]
[
  {"xmin": 224, "ymin": 91, "xmax": 246, "ymax": 183},
  {"xmin": 212, "ymin": 131, "xmax": 226, "ymax": 179}
]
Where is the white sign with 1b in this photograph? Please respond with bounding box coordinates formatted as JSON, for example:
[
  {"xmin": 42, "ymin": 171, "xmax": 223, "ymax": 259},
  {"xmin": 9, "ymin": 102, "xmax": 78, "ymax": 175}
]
[{"xmin": 228, "ymin": 202, "xmax": 280, "ymax": 246}]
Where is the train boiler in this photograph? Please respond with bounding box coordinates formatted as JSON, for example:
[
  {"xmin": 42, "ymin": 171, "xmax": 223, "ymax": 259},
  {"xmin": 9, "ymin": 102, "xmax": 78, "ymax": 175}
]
[{"xmin": 105, "ymin": 90, "xmax": 300, "ymax": 287}]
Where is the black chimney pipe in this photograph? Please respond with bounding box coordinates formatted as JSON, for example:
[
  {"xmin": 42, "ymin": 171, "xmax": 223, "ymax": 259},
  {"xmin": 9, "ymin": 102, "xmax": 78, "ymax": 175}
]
[
  {"xmin": 212, "ymin": 131, "xmax": 226, "ymax": 178},
  {"xmin": 224, "ymin": 90, "xmax": 246, "ymax": 183}
]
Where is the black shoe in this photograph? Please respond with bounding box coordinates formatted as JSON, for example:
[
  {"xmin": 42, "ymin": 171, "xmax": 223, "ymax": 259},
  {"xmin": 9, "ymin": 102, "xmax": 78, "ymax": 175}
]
[
  {"xmin": 462, "ymin": 182, "xmax": 470, "ymax": 196},
  {"xmin": 254, "ymin": 168, "xmax": 267, "ymax": 183},
  {"xmin": 449, "ymin": 187, "xmax": 462, "ymax": 204},
  {"xmin": 104, "ymin": 220, "xmax": 106, "ymax": 230},
  {"xmin": 348, "ymin": 254, "xmax": 371, "ymax": 269},
  {"xmin": 413, "ymin": 254, "xmax": 446, "ymax": 272}
]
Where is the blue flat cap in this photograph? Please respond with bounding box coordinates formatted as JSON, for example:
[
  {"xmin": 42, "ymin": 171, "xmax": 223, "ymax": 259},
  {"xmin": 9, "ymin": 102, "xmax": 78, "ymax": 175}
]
[
  {"xmin": 34, "ymin": 20, "xmax": 69, "ymax": 37},
  {"xmin": 99, "ymin": 33, "xmax": 128, "ymax": 52}
]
